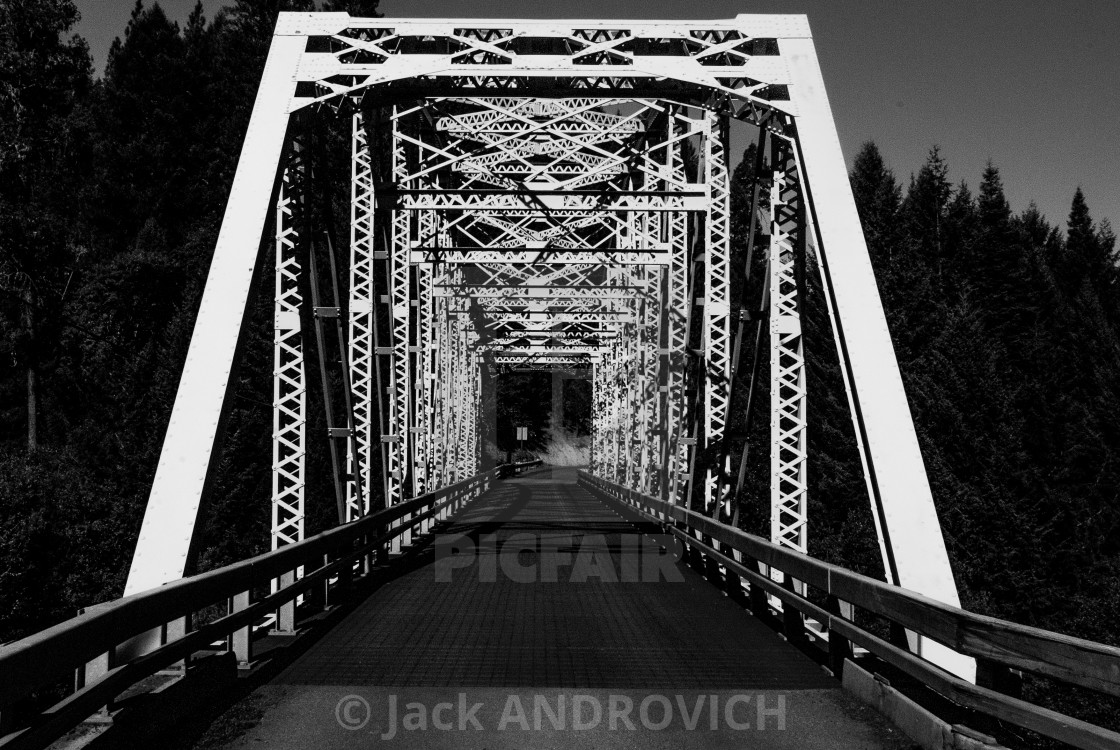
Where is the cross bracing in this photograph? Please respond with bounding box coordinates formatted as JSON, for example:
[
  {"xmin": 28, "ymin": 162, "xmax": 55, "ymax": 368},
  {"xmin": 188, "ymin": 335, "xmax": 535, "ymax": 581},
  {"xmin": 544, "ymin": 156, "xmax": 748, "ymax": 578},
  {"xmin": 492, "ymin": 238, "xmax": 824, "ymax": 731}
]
[{"xmin": 122, "ymin": 12, "xmax": 974, "ymax": 682}]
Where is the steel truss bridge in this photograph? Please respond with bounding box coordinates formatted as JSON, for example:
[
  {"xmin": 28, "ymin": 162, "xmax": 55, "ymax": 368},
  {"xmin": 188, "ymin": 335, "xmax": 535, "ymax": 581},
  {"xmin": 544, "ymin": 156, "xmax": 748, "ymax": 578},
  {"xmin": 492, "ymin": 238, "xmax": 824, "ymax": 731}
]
[{"xmin": 2, "ymin": 13, "xmax": 1119, "ymax": 750}]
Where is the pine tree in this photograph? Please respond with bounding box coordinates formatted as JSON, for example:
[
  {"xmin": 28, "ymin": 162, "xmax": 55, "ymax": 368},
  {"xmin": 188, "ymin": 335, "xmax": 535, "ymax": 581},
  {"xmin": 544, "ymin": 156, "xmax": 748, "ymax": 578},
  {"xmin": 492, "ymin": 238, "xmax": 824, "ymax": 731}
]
[
  {"xmin": 228, "ymin": 0, "xmax": 316, "ymax": 49},
  {"xmin": 321, "ymin": 0, "xmax": 382, "ymax": 16},
  {"xmin": 93, "ymin": 1, "xmax": 190, "ymax": 248},
  {"xmin": 943, "ymin": 180, "xmax": 977, "ymax": 299},
  {"xmin": 849, "ymin": 141, "xmax": 902, "ymax": 270},
  {"xmin": 0, "ymin": 0, "xmax": 91, "ymax": 450},
  {"xmin": 903, "ymin": 146, "xmax": 953, "ymax": 263},
  {"xmin": 890, "ymin": 147, "xmax": 954, "ymax": 358},
  {"xmin": 1063, "ymin": 187, "xmax": 1098, "ymax": 290},
  {"xmin": 967, "ymin": 163, "xmax": 1040, "ymax": 340}
]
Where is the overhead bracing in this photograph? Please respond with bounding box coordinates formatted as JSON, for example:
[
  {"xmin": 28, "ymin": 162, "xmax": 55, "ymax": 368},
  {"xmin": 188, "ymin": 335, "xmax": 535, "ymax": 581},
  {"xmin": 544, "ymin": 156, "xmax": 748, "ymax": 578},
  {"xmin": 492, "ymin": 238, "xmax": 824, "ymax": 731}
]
[{"xmin": 124, "ymin": 13, "xmax": 972, "ymax": 681}]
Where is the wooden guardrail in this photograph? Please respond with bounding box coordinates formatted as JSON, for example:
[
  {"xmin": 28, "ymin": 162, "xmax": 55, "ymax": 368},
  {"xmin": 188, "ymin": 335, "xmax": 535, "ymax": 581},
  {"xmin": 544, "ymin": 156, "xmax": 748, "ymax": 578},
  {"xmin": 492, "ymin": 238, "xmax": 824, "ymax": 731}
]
[
  {"xmin": 578, "ymin": 471, "xmax": 1120, "ymax": 750},
  {"xmin": 497, "ymin": 458, "xmax": 542, "ymax": 478},
  {"xmin": 0, "ymin": 464, "xmax": 537, "ymax": 750}
]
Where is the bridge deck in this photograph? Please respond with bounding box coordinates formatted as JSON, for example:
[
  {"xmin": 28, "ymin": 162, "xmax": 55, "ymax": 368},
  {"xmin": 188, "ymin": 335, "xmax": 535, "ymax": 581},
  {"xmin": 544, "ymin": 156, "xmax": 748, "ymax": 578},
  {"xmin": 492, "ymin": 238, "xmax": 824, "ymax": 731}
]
[{"xmin": 198, "ymin": 468, "xmax": 913, "ymax": 748}]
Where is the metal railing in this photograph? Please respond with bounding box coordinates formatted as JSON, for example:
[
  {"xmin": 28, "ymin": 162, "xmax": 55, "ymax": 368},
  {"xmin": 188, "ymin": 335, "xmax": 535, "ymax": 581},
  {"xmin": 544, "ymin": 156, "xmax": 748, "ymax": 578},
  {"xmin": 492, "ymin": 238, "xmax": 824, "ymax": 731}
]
[
  {"xmin": 0, "ymin": 464, "xmax": 536, "ymax": 750},
  {"xmin": 578, "ymin": 471, "xmax": 1120, "ymax": 750}
]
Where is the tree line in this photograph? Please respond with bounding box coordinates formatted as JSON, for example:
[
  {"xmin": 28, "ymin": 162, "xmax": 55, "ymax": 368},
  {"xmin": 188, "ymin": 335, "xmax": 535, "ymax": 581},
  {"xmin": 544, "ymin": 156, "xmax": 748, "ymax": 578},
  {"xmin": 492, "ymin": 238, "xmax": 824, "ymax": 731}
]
[
  {"xmin": 725, "ymin": 140, "xmax": 1118, "ymax": 736},
  {"xmin": 0, "ymin": 0, "xmax": 378, "ymax": 643}
]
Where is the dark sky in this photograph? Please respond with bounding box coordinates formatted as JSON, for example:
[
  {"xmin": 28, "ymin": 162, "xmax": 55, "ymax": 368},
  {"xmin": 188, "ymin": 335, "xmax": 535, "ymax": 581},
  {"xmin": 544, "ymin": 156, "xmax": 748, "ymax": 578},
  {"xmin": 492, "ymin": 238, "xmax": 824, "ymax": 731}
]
[{"xmin": 74, "ymin": 0, "xmax": 1119, "ymax": 231}]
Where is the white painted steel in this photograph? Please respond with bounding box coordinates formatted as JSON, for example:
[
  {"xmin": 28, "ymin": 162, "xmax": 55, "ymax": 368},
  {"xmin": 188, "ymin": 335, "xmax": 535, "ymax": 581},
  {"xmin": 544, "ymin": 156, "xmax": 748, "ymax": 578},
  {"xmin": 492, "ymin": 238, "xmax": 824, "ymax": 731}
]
[
  {"xmin": 783, "ymin": 35, "xmax": 973, "ymax": 681},
  {"xmin": 769, "ymin": 142, "xmax": 808, "ymax": 555},
  {"xmin": 125, "ymin": 34, "xmax": 304, "ymax": 596},
  {"xmin": 346, "ymin": 112, "xmax": 376, "ymax": 520},
  {"xmin": 124, "ymin": 12, "xmax": 970, "ymax": 685},
  {"xmin": 271, "ymin": 140, "xmax": 307, "ymax": 553}
]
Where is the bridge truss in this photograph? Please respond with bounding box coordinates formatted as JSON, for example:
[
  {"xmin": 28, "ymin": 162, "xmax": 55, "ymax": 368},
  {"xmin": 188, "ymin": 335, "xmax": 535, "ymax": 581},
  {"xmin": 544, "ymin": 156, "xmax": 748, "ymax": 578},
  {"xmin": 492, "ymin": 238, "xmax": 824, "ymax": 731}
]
[{"xmin": 123, "ymin": 13, "xmax": 972, "ymax": 680}]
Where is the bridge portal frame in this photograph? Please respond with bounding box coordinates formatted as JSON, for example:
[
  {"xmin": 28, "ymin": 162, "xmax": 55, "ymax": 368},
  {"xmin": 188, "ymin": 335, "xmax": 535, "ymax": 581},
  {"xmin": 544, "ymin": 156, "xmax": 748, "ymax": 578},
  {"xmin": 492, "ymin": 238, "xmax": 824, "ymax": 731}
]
[{"xmin": 122, "ymin": 12, "xmax": 972, "ymax": 681}]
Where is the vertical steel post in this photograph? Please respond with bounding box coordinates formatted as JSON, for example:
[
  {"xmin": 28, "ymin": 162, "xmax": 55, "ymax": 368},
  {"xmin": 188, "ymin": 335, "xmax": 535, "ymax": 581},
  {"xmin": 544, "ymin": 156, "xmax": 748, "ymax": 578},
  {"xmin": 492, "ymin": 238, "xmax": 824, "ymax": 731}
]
[
  {"xmin": 272, "ymin": 136, "xmax": 307, "ymax": 554},
  {"xmin": 347, "ymin": 111, "xmax": 376, "ymax": 520},
  {"xmin": 768, "ymin": 137, "xmax": 808, "ymax": 556},
  {"xmin": 703, "ymin": 110, "xmax": 732, "ymax": 513}
]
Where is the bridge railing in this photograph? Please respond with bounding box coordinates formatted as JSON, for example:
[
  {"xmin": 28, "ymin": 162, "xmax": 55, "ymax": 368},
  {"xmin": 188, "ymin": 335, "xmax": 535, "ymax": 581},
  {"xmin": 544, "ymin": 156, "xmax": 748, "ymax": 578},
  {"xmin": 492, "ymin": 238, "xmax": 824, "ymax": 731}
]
[
  {"xmin": 578, "ymin": 471, "xmax": 1120, "ymax": 750},
  {"xmin": 0, "ymin": 463, "xmax": 536, "ymax": 750},
  {"xmin": 497, "ymin": 457, "xmax": 542, "ymax": 478}
]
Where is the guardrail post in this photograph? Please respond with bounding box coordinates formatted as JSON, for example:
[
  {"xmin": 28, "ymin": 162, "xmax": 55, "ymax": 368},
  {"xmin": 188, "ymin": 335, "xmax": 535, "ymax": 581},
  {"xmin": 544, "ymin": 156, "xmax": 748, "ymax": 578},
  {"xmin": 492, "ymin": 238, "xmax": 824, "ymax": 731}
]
[
  {"xmin": 229, "ymin": 590, "xmax": 253, "ymax": 668},
  {"xmin": 685, "ymin": 528, "xmax": 705, "ymax": 574},
  {"xmin": 424, "ymin": 496, "xmax": 435, "ymax": 534},
  {"xmin": 888, "ymin": 621, "xmax": 910, "ymax": 650},
  {"xmin": 723, "ymin": 543, "xmax": 745, "ymax": 603},
  {"xmin": 703, "ymin": 532, "xmax": 722, "ymax": 584},
  {"xmin": 273, "ymin": 571, "xmax": 297, "ymax": 635},
  {"xmin": 75, "ymin": 648, "xmax": 113, "ymax": 720},
  {"xmin": 781, "ymin": 576, "xmax": 807, "ymax": 645},
  {"xmin": 825, "ymin": 595, "xmax": 851, "ymax": 678},
  {"xmin": 748, "ymin": 561, "xmax": 770, "ymax": 620},
  {"xmin": 304, "ymin": 554, "xmax": 327, "ymax": 610},
  {"xmin": 337, "ymin": 544, "xmax": 355, "ymax": 592},
  {"xmin": 362, "ymin": 532, "xmax": 374, "ymax": 575},
  {"xmin": 391, "ymin": 514, "xmax": 407, "ymax": 554},
  {"xmin": 163, "ymin": 614, "xmax": 192, "ymax": 674},
  {"xmin": 321, "ymin": 552, "xmax": 334, "ymax": 606},
  {"xmin": 976, "ymin": 659, "xmax": 1023, "ymax": 699},
  {"xmin": 74, "ymin": 602, "xmax": 116, "ymax": 721},
  {"xmin": 404, "ymin": 503, "xmax": 418, "ymax": 545},
  {"xmin": 373, "ymin": 517, "xmax": 388, "ymax": 565}
]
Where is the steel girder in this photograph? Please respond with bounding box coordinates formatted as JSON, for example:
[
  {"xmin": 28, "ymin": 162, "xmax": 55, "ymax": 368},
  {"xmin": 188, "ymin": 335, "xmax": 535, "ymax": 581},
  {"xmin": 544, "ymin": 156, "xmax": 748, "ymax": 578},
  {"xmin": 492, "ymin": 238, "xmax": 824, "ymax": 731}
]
[{"xmin": 124, "ymin": 13, "xmax": 972, "ymax": 681}]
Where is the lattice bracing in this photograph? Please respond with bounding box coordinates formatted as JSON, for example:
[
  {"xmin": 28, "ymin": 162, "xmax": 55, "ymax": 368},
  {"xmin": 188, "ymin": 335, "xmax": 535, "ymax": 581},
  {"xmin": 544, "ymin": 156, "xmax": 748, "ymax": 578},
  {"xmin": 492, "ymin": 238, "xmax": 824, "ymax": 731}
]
[
  {"xmin": 272, "ymin": 140, "xmax": 307, "ymax": 551},
  {"xmin": 387, "ymin": 106, "xmax": 413, "ymax": 510},
  {"xmin": 768, "ymin": 138, "xmax": 808, "ymax": 554},
  {"xmin": 346, "ymin": 111, "xmax": 375, "ymax": 521},
  {"xmin": 702, "ymin": 109, "xmax": 733, "ymax": 513}
]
